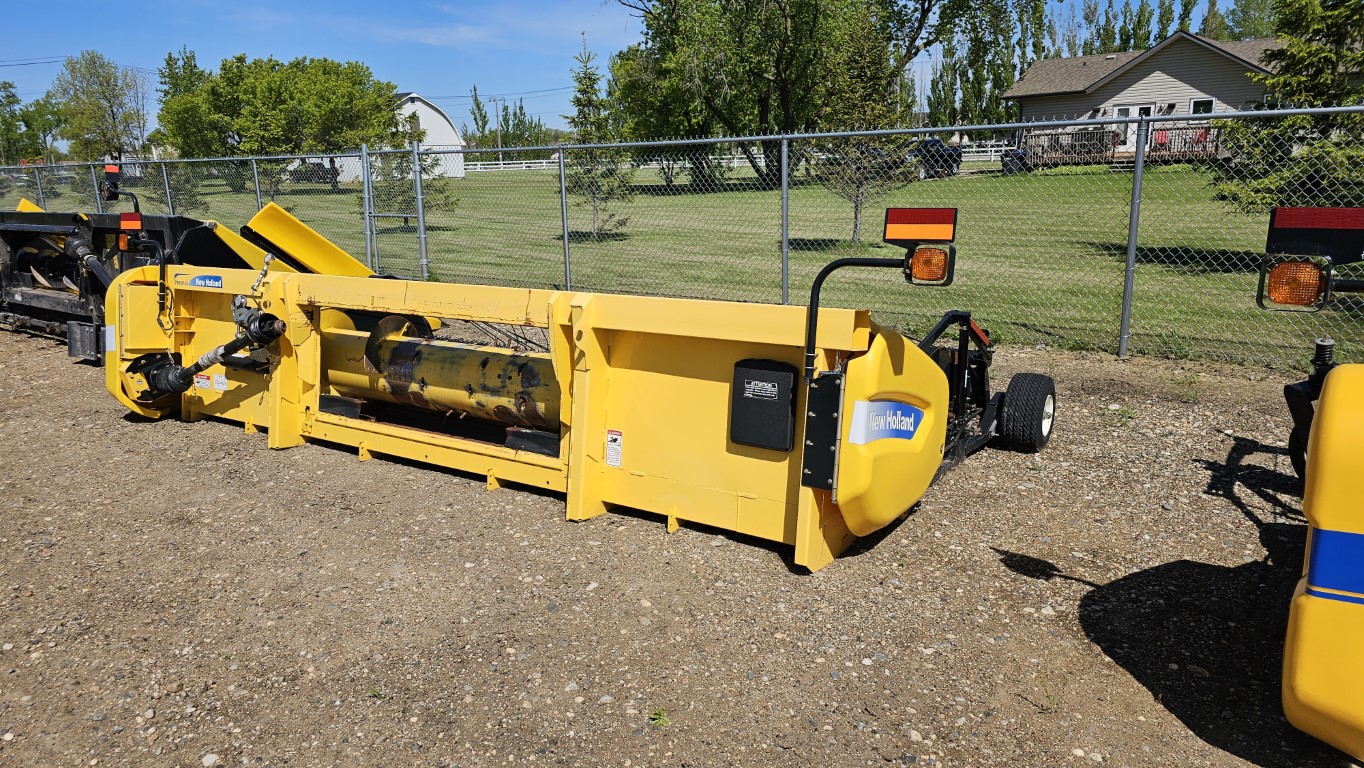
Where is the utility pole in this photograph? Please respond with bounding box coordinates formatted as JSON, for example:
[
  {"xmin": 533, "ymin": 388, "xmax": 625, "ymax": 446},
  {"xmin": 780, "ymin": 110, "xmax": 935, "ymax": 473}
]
[{"xmin": 489, "ymin": 96, "xmax": 505, "ymax": 163}]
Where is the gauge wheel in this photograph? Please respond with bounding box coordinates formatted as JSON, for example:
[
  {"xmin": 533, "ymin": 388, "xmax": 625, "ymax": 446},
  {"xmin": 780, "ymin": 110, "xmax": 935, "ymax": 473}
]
[{"xmin": 999, "ymin": 373, "xmax": 1056, "ymax": 452}]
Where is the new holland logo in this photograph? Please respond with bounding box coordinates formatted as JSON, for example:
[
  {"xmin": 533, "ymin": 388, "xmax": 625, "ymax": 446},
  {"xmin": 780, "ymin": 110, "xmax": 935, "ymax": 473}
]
[
  {"xmin": 848, "ymin": 400, "xmax": 924, "ymax": 445},
  {"xmin": 187, "ymin": 275, "xmax": 223, "ymax": 288}
]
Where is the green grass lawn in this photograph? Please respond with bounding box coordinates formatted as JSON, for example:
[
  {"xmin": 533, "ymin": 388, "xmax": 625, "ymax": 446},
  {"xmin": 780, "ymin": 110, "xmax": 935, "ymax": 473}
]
[{"xmin": 6, "ymin": 161, "xmax": 1356, "ymax": 369}]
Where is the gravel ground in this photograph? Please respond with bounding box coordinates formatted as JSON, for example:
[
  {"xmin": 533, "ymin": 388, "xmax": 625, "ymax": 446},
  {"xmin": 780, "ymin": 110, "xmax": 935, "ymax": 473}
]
[{"xmin": 0, "ymin": 330, "xmax": 1355, "ymax": 768}]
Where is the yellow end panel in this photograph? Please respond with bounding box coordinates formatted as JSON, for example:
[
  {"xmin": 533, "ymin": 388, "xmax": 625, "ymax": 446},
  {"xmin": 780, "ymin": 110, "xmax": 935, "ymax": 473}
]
[
  {"xmin": 835, "ymin": 327, "xmax": 949, "ymax": 537},
  {"xmin": 105, "ymin": 268, "xmax": 174, "ymax": 418},
  {"xmin": 1284, "ymin": 585, "xmax": 1364, "ymax": 760},
  {"xmin": 117, "ymin": 283, "xmax": 173, "ymax": 353},
  {"xmin": 591, "ymin": 330, "xmax": 806, "ymax": 544},
  {"xmin": 209, "ymin": 224, "xmax": 297, "ymax": 273},
  {"xmin": 1304, "ymin": 364, "xmax": 1364, "ymax": 533},
  {"xmin": 246, "ymin": 202, "xmax": 372, "ymax": 277},
  {"xmin": 16, "ymin": 198, "xmax": 44, "ymax": 212}
]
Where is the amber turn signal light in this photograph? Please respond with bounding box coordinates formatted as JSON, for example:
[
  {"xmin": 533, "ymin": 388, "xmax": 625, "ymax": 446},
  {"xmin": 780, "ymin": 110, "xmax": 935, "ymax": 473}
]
[
  {"xmin": 911, "ymin": 246, "xmax": 950, "ymax": 282},
  {"xmin": 1266, "ymin": 261, "xmax": 1325, "ymax": 306}
]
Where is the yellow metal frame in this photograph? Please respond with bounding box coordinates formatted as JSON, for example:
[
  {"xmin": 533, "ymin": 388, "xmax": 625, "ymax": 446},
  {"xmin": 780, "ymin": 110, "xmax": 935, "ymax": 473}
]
[{"xmin": 106, "ymin": 258, "xmax": 961, "ymax": 571}]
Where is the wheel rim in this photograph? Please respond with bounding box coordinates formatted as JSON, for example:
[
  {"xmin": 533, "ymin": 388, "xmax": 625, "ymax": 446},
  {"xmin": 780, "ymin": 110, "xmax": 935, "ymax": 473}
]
[{"xmin": 1041, "ymin": 395, "xmax": 1055, "ymax": 437}]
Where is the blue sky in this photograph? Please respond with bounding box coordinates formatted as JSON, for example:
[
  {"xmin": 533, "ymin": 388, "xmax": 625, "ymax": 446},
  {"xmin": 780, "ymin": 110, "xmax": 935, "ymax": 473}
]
[{"xmin": 1, "ymin": 0, "xmax": 644, "ymax": 132}]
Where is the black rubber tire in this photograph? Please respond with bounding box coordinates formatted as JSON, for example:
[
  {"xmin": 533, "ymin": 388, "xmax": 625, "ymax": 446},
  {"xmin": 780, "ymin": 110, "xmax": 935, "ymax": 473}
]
[
  {"xmin": 999, "ymin": 373, "xmax": 1056, "ymax": 452},
  {"xmin": 1288, "ymin": 424, "xmax": 1308, "ymax": 481}
]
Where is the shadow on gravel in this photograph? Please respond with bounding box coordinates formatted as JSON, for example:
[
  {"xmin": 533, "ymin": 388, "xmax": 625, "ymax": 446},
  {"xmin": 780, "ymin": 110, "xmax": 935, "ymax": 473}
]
[
  {"xmin": 986, "ymin": 437, "xmax": 1350, "ymax": 765},
  {"xmin": 1071, "ymin": 436, "xmax": 1350, "ymax": 767}
]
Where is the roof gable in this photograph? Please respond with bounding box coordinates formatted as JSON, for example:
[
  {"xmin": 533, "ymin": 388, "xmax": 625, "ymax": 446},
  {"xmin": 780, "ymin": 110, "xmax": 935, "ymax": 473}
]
[{"xmin": 1003, "ymin": 31, "xmax": 1282, "ymax": 100}]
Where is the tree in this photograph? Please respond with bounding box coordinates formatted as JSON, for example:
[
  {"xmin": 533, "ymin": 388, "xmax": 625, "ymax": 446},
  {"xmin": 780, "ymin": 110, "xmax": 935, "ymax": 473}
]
[
  {"xmin": 1199, "ymin": 0, "xmax": 1233, "ymax": 39},
  {"xmin": 1098, "ymin": 0, "xmax": 1119, "ymax": 52},
  {"xmin": 0, "ymin": 82, "xmax": 21, "ymax": 166},
  {"xmin": 1119, "ymin": 1, "xmax": 1136, "ymax": 49},
  {"xmin": 47, "ymin": 51, "xmax": 146, "ymax": 161},
  {"xmin": 956, "ymin": 0, "xmax": 1018, "ymax": 125},
  {"xmin": 1177, "ymin": 0, "xmax": 1198, "ymax": 30},
  {"xmin": 1226, "ymin": 0, "xmax": 1276, "ymax": 37},
  {"xmin": 926, "ymin": 43, "xmax": 960, "ymax": 124},
  {"xmin": 1133, "ymin": 0, "xmax": 1156, "ymax": 47},
  {"xmin": 563, "ymin": 39, "xmax": 633, "ymax": 238},
  {"xmin": 1156, "ymin": 0, "xmax": 1176, "ymax": 38},
  {"xmin": 462, "ymin": 84, "xmax": 491, "ymax": 145},
  {"xmin": 19, "ymin": 96, "xmax": 63, "ymax": 165},
  {"xmin": 1081, "ymin": 0, "xmax": 1102, "ymax": 53},
  {"xmin": 616, "ymin": 0, "xmax": 1009, "ymax": 188},
  {"xmin": 1050, "ymin": 4, "xmax": 1084, "ymax": 56},
  {"xmin": 156, "ymin": 52, "xmax": 419, "ymax": 191},
  {"xmin": 1210, "ymin": 0, "xmax": 1364, "ymax": 212},
  {"xmin": 611, "ymin": 40, "xmax": 722, "ymax": 188},
  {"xmin": 817, "ymin": 4, "xmax": 916, "ymax": 243},
  {"xmin": 1259, "ymin": 0, "xmax": 1364, "ymax": 108}
]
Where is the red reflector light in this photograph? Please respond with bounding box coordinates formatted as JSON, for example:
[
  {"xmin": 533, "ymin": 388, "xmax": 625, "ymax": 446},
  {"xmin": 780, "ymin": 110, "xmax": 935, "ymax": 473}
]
[
  {"xmin": 104, "ymin": 164, "xmax": 121, "ymax": 174},
  {"xmin": 1273, "ymin": 207, "xmax": 1364, "ymax": 231},
  {"xmin": 884, "ymin": 208, "xmax": 957, "ymax": 244},
  {"xmin": 119, "ymin": 212, "xmax": 142, "ymax": 231}
]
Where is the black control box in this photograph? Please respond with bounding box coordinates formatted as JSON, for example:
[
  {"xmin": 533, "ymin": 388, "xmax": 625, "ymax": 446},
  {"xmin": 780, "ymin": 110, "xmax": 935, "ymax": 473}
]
[{"xmin": 730, "ymin": 358, "xmax": 797, "ymax": 452}]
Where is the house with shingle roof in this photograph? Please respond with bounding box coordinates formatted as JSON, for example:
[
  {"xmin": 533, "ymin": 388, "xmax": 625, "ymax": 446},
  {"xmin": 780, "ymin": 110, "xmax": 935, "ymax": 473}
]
[{"xmin": 1002, "ymin": 31, "xmax": 1282, "ymax": 164}]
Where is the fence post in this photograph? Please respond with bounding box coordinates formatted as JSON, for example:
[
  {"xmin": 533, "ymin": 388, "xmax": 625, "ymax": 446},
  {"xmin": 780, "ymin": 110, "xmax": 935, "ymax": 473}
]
[
  {"xmin": 160, "ymin": 162, "xmax": 175, "ymax": 216},
  {"xmin": 251, "ymin": 159, "xmax": 263, "ymax": 210},
  {"xmin": 558, "ymin": 149, "xmax": 572, "ymax": 290},
  {"xmin": 90, "ymin": 166, "xmax": 104, "ymax": 213},
  {"xmin": 411, "ymin": 141, "xmax": 429, "ymax": 281},
  {"xmin": 32, "ymin": 168, "xmax": 44, "ymax": 208},
  {"xmin": 780, "ymin": 138, "xmax": 790, "ymax": 304},
  {"xmin": 360, "ymin": 145, "xmax": 375, "ymax": 271},
  {"xmin": 1118, "ymin": 115, "xmax": 1148, "ymax": 358}
]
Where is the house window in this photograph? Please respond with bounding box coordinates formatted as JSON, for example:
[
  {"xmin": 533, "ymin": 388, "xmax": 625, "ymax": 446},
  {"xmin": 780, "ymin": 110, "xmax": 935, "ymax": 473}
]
[{"xmin": 1190, "ymin": 98, "xmax": 1214, "ymax": 115}]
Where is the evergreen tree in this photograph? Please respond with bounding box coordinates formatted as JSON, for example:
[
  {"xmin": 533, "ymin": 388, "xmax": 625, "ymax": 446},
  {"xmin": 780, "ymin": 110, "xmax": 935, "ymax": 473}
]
[
  {"xmin": 463, "ymin": 84, "xmax": 490, "ymax": 146},
  {"xmin": 1259, "ymin": 0, "xmax": 1364, "ymax": 107},
  {"xmin": 1211, "ymin": 0, "xmax": 1364, "ymax": 211},
  {"xmin": 563, "ymin": 38, "xmax": 633, "ymax": 238}
]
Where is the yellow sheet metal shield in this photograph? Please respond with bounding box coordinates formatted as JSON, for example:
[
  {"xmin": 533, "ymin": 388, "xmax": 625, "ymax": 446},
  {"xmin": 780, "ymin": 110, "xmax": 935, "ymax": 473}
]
[
  {"xmin": 1283, "ymin": 363, "xmax": 1364, "ymax": 761},
  {"xmin": 835, "ymin": 327, "xmax": 948, "ymax": 537}
]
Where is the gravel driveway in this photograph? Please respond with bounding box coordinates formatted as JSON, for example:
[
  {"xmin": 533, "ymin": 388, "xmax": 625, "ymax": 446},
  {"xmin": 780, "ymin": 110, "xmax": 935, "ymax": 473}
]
[{"xmin": 0, "ymin": 331, "xmax": 1352, "ymax": 767}]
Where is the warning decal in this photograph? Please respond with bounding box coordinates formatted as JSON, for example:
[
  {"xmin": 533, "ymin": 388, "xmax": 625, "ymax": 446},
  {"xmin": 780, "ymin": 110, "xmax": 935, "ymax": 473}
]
[
  {"xmin": 193, "ymin": 373, "xmax": 211, "ymax": 390},
  {"xmin": 605, "ymin": 430, "xmax": 623, "ymax": 468}
]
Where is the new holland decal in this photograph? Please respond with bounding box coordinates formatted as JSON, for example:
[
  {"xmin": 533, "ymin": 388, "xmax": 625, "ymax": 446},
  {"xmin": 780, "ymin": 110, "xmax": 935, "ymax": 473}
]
[
  {"xmin": 848, "ymin": 400, "xmax": 924, "ymax": 444},
  {"xmin": 174, "ymin": 274, "xmax": 224, "ymax": 288}
]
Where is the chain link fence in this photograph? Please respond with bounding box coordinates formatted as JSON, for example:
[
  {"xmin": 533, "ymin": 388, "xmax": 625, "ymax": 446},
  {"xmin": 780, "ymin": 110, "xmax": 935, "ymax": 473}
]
[{"xmin": 3, "ymin": 105, "xmax": 1361, "ymax": 369}]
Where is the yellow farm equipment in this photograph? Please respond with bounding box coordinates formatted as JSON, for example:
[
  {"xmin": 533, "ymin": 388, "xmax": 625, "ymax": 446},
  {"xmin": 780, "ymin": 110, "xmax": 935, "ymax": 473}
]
[
  {"xmin": 0, "ymin": 165, "xmax": 372, "ymax": 361},
  {"xmin": 103, "ymin": 207, "xmax": 1056, "ymax": 571},
  {"xmin": 1254, "ymin": 206, "xmax": 1364, "ymax": 760}
]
